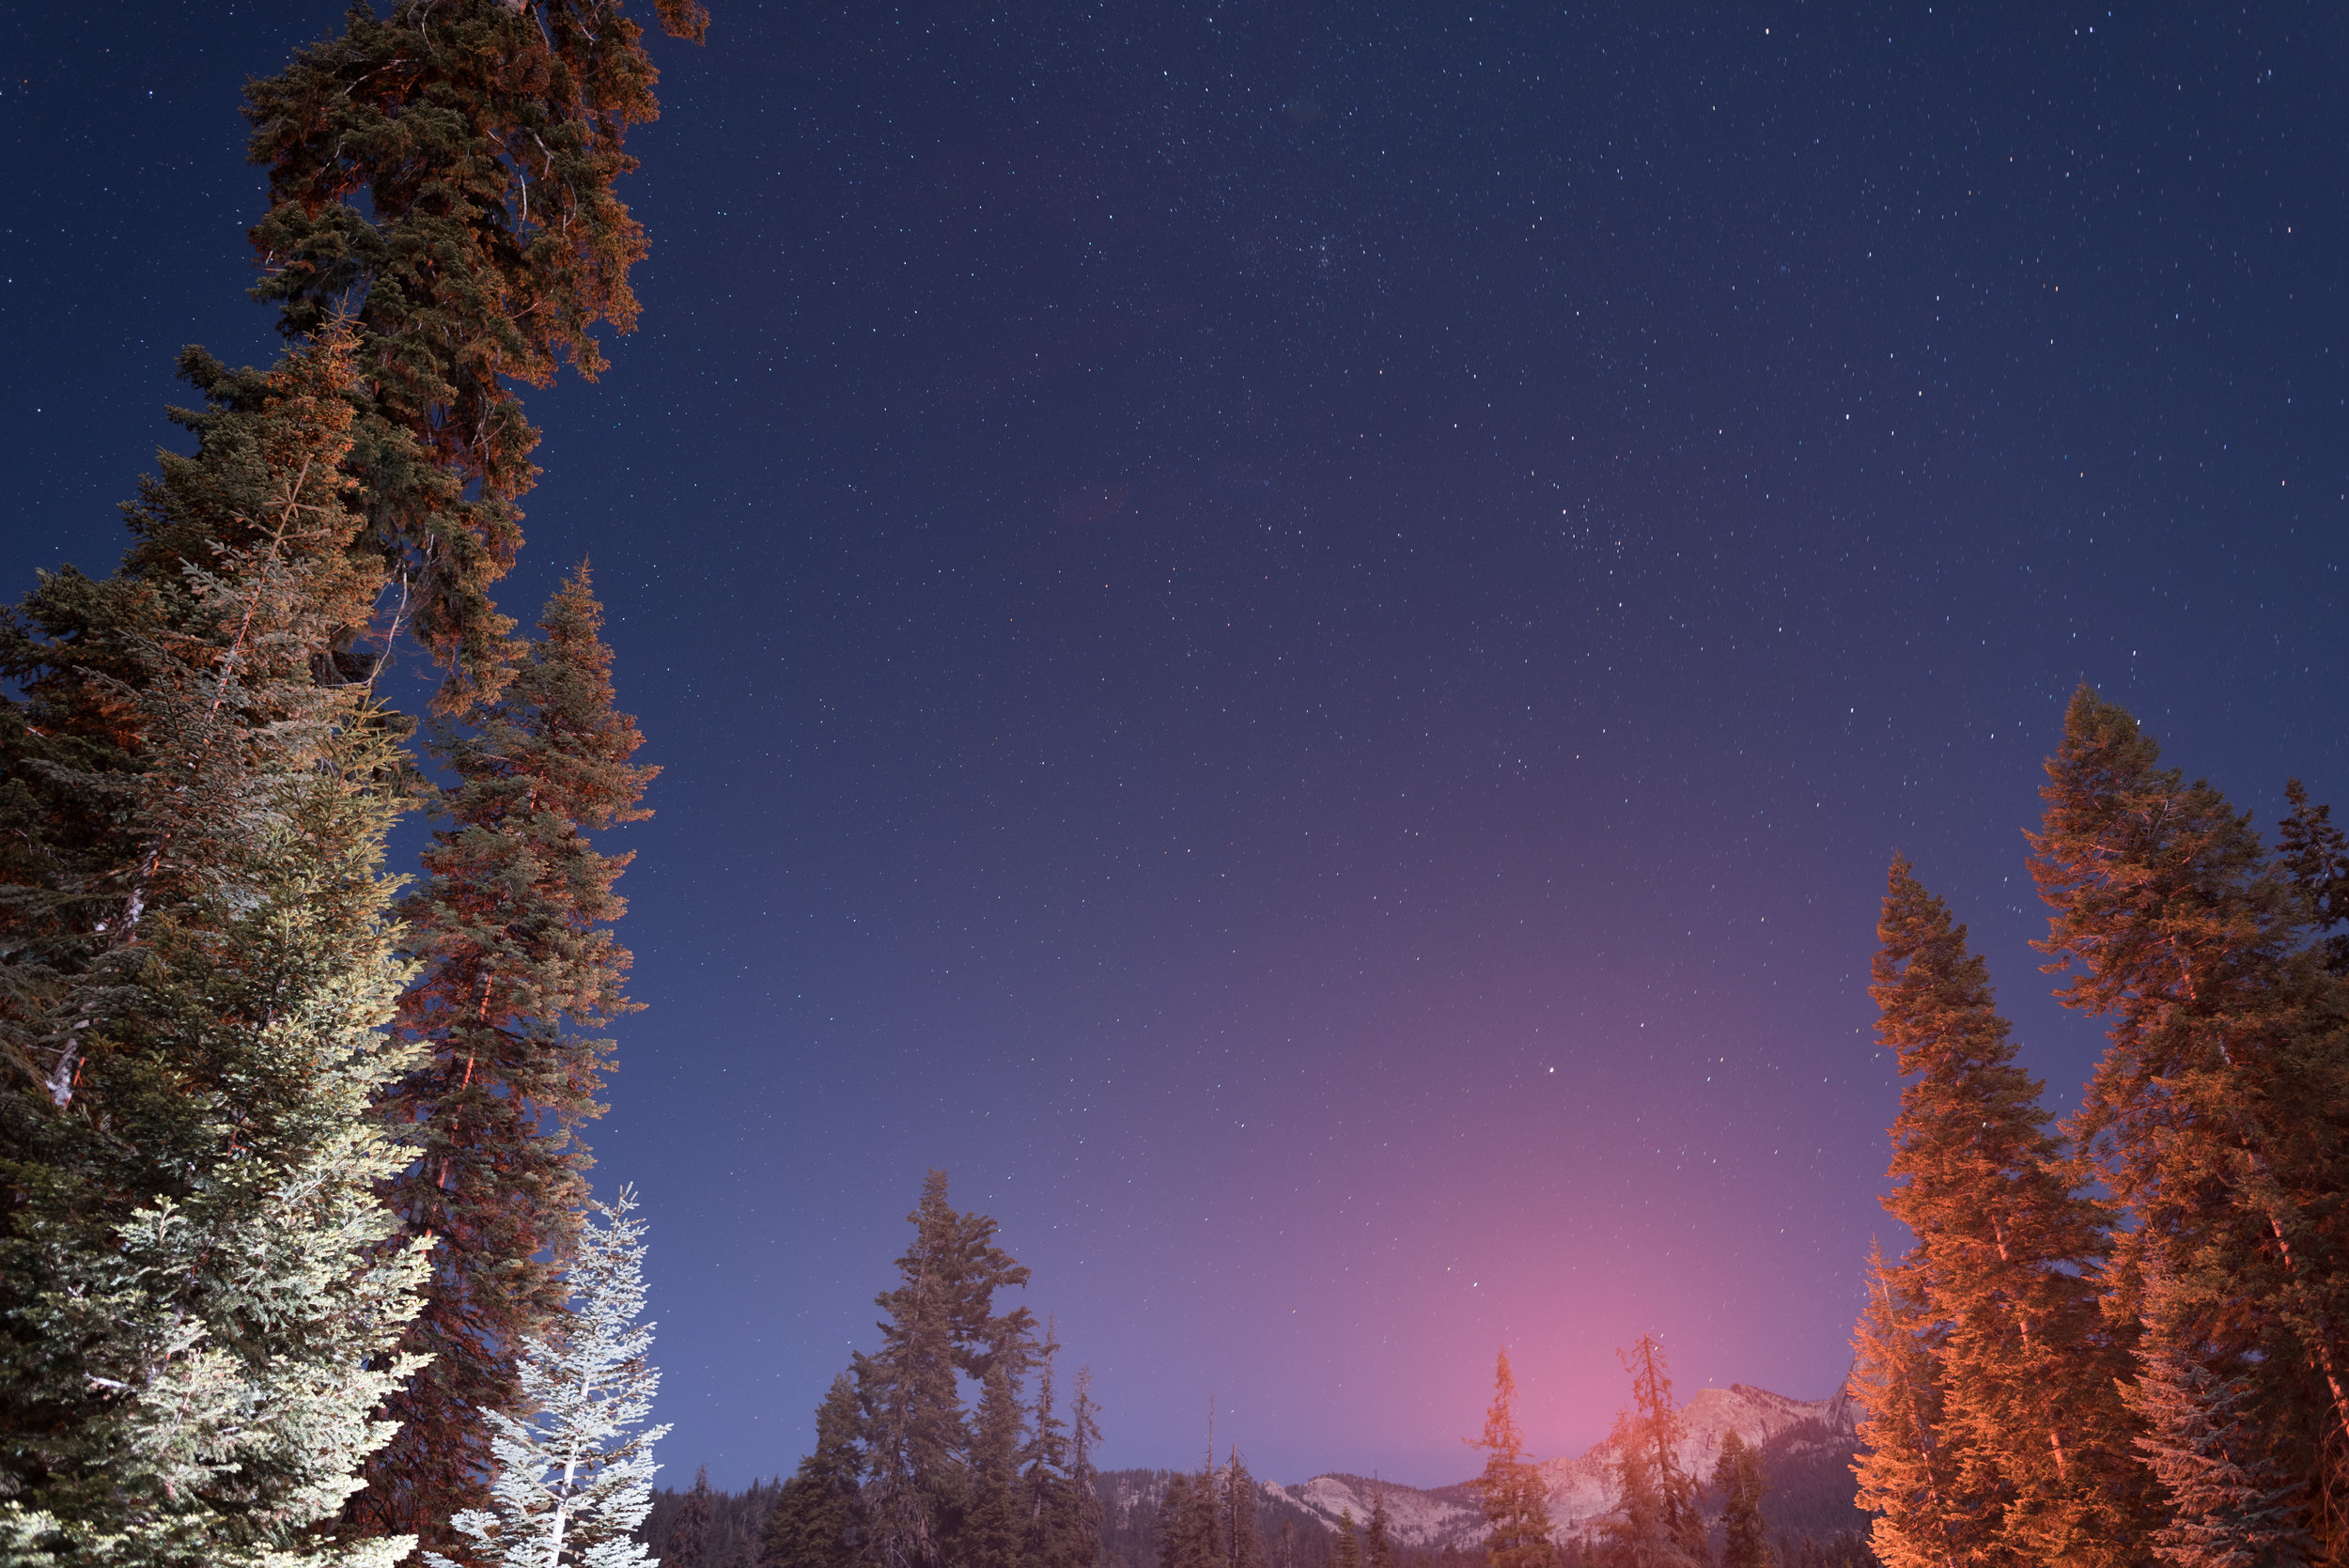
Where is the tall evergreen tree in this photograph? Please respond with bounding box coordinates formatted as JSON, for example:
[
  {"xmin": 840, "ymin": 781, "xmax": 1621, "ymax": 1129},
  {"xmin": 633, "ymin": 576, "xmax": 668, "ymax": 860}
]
[
  {"xmin": 856, "ymin": 1172, "xmax": 1036, "ymax": 1568},
  {"xmin": 1595, "ymin": 1335, "xmax": 1701, "ymax": 1568},
  {"xmin": 2122, "ymin": 1263, "xmax": 2313, "ymax": 1568},
  {"xmin": 1225, "ymin": 1450, "xmax": 1266, "ymax": 1568},
  {"xmin": 422, "ymin": 1185, "xmax": 670, "ymax": 1568},
  {"xmin": 351, "ymin": 564, "xmax": 656, "ymax": 1550},
  {"xmin": 1333, "ymin": 1512, "xmax": 1365, "ymax": 1568},
  {"xmin": 1711, "ymin": 1432, "xmax": 1769, "ymax": 1568},
  {"xmin": 242, "ymin": 0, "xmax": 711, "ymax": 703},
  {"xmin": 1851, "ymin": 1246, "xmax": 1964, "ymax": 1568},
  {"xmin": 1069, "ymin": 1365, "xmax": 1108, "ymax": 1567},
  {"xmin": 2030, "ymin": 689, "xmax": 2349, "ymax": 1554},
  {"xmin": 1867, "ymin": 855, "xmax": 2152, "ymax": 1565},
  {"xmin": 1470, "ymin": 1350, "xmax": 1554, "ymax": 1568},
  {"xmin": 671, "ymin": 1465, "xmax": 715, "ymax": 1568},
  {"xmin": 967, "ymin": 1363, "xmax": 1027, "ymax": 1568},
  {"xmin": 0, "ymin": 326, "xmax": 431, "ymax": 1566},
  {"xmin": 759, "ymin": 1375, "xmax": 867, "ymax": 1568},
  {"xmin": 1161, "ymin": 1475, "xmax": 1222, "ymax": 1568},
  {"xmin": 1363, "ymin": 1480, "xmax": 1393, "ymax": 1568}
]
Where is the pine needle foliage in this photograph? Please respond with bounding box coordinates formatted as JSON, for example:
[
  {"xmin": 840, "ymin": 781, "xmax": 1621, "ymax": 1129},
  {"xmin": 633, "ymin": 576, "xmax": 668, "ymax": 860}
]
[
  {"xmin": 242, "ymin": 0, "xmax": 710, "ymax": 703},
  {"xmin": 0, "ymin": 325, "xmax": 430, "ymax": 1566},
  {"xmin": 1864, "ymin": 855, "xmax": 2153, "ymax": 1566},
  {"xmin": 352, "ymin": 565, "xmax": 656, "ymax": 1551},
  {"xmin": 1470, "ymin": 1350, "xmax": 1555, "ymax": 1568},
  {"xmin": 423, "ymin": 1185, "xmax": 671, "ymax": 1568},
  {"xmin": 759, "ymin": 1375, "xmax": 866, "ymax": 1568},
  {"xmin": 1851, "ymin": 1245, "xmax": 1965, "ymax": 1568},
  {"xmin": 1712, "ymin": 1430, "xmax": 1771, "ymax": 1568},
  {"xmin": 2030, "ymin": 689, "xmax": 2349, "ymax": 1552},
  {"xmin": 2123, "ymin": 1264, "xmax": 2314, "ymax": 1568},
  {"xmin": 1595, "ymin": 1334, "xmax": 1702, "ymax": 1568}
]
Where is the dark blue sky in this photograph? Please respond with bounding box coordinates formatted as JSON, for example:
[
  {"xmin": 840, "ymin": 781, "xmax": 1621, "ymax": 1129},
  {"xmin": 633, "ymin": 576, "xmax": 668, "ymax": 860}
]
[{"xmin": 6, "ymin": 0, "xmax": 2345, "ymax": 1491}]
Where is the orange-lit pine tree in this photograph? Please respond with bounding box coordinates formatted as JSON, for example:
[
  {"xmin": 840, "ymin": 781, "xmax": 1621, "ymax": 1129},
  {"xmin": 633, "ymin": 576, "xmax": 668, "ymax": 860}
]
[
  {"xmin": 242, "ymin": 0, "xmax": 709, "ymax": 706},
  {"xmin": 1595, "ymin": 1334, "xmax": 1702, "ymax": 1568},
  {"xmin": 1866, "ymin": 856, "xmax": 2152, "ymax": 1565},
  {"xmin": 2030, "ymin": 688, "xmax": 2349, "ymax": 1558},
  {"xmin": 1470, "ymin": 1350, "xmax": 1554, "ymax": 1568},
  {"xmin": 1851, "ymin": 1242, "xmax": 1966, "ymax": 1568},
  {"xmin": 347, "ymin": 566, "xmax": 656, "ymax": 1552}
]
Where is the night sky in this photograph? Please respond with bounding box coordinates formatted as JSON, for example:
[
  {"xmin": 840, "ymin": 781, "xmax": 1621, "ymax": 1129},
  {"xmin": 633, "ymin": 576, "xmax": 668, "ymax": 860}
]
[{"xmin": 6, "ymin": 0, "xmax": 2347, "ymax": 1493}]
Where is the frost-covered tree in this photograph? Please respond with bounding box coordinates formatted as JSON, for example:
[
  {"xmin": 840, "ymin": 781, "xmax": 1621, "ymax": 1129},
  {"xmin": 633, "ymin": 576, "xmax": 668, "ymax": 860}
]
[
  {"xmin": 0, "ymin": 324, "xmax": 431, "ymax": 1566},
  {"xmin": 424, "ymin": 1186, "xmax": 670, "ymax": 1568}
]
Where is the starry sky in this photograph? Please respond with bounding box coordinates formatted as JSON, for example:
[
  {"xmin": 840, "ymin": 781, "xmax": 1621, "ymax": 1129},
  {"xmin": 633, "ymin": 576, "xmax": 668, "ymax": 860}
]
[{"xmin": 6, "ymin": 0, "xmax": 2347, "ymax": 1493}]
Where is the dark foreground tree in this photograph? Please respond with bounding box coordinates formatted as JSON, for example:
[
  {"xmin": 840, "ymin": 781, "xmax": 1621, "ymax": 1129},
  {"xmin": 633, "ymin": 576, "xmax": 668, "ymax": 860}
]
[
  {"xmin": 1712, "ymin": 1430, "xmax": 1770, "ymax": 1568},
  {"xmin": 761, "ymin": 1375, "xmax": 867, "ymax": 1568}
]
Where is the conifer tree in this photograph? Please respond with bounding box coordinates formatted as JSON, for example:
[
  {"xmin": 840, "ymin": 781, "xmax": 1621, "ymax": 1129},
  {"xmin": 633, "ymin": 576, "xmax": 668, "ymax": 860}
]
[
  {"xmin": 1363, "ymin": 1480, "xmax": 1393, "ymax": 1568},
  {"xmin": 1225, "ymin": 1451, "xmax": 1266, "ymax": 1568},
  {"xmin": 422, "ymin": 1185, "xmax": 670, "ymax": 1568},
  {"xmin": 1015, "ymin": 1324, "xmax": 1076, "ymax": 1568},
  {"xmin": 1068, "ymin": 1366, "xmax": 1108, "ymax": 1566},
  {"xmin": 241, "ymin": 0, "xmax": 711, "ymax": 704},
  {"xmin": 759, "ymin": 1375, "xmax": 867, "ymax": 1568},
  {"xmin": 1851, "ymin": 1247, "xmax": 1964, "ymax": 1568},
  {"xmin": 1595, "ymin": 1336, "xmax": 1701, "ymax": 1568},
  {"xmin": 967, "ymin": 1363, "xmax": 1027, "ymax": 1568},
  {"xmin": 352, "ymin": 564, "xmax": 656, "ymax": 1550},
  {"xmin": 2030, "ymin": 689, "xmax": 2349, "ymax": 1551},
  {"xmin": 857, "ymin": 1172, "xmax": 1036, "ymax": 1568},
  {"xmin": 1162, "ymin": 1475, "xmax": 1222, "ymax": 1568},
  {"xmin": 0, "ymin": 326, "xmax": 432, "ymax": 1565},
  {"xmin": 672, "ymin": 1466, "xmax": 715, "ymax": 1568},
  {"xmin": 1470, "ymin": 1350, "xmax": 1554, "ymax": 1568},
  {"xmin": 1334, "ymin": 1511, "xmax": 1365, "ymax": 1568},
  {"xmin": 2122, "ymin": 1264, "xmax": 2313, "ymax": 1568},
  {"xmin": 1868, "ymin": 855, "xmax": 2152, "ymax": 1564},
  {"xmin": 1711, "ymin": 1432, "xmax": 1769, "ymax": 1568}
]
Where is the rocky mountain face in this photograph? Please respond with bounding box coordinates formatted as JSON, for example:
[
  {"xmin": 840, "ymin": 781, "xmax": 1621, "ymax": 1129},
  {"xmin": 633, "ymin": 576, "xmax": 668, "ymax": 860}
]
[{"xmin": 1264, "ymin": 1382, "xmax": 1862, "ymax": 1548}]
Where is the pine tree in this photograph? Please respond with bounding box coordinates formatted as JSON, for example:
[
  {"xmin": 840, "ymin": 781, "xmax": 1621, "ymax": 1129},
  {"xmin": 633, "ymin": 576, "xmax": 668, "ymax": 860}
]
[
  {"xmin": 352, "ymin": 564, "xmax": 657, "ymax": 1552},
  {"xmin": 857, "ymin": 1172, "xmax": 1036, "ymax": 1568},
  {"xmin": 1225, "ymin": 1450, "xmax": 1266, "ymax": 1568},
  {"xmin": 2123, "ymin": 1264, "xmax": 2313, "ymax": 1568},
  {"xmin": 2030, "ymin": 689, "xmax": 2349, "ymax": 1552},
  {"xmin": 1069, "ymin": 1366, "xmax": 1108, "ymax": 1567},
  {"xmin": 1334, "ymin": 1512, "xmax": 1365, "ymax": 1568},
  {"xmin": 1868, "ymin": 855, "xmax": 2152, "ymax": 1565},
  {"xmin": 967, "ymin": 1362, "xmax": 1027, "ymax": 1568},
  {"xmin": 1711, "ymin": 1432, "xmax": 1769, "ymax": 1568},
  {"xmin": 759, "ymin": 1374, "xmax": 867, "ymax": 1568},
  {"xmin": 1162, "ymin": 1475, "xmax": 1222, "ymax": 1568},
  {"xmin": 1595, "ymin": 1335, "xmax": 1701, "ymax": 1568},
  {"xmin": 2277, "ymin": 780, "xmax": 2349, "ymax": 974},
  {"xmin": 1019, "ymin": 1324, "xmax": 1076, "ymax": 1568},
  {"xmin": 241, "ymin": 0, "xmax": 710, "ymax": 703},
  {"xmin": 1850, "ymin": 1245, "xmax": 1964, "ymax": 1568},
  {"xmin": 671, "ymin": 1466, "xmax": 715, "ymax": 1568},
  {"xmin": 0, "ymin": 325, "xmax": 431, "ymax": 1566},
  {"xmin": 1470, "ymin": 1350, "xmax": 1554, "ymax": 1568},
  {"xmin": 1363, "ymin": 1479, "xmax": 1393, "ymax": 1568},
  {"xmin": 423, "ymin": 1185, "xmax": 671, "ymax": 1568}
]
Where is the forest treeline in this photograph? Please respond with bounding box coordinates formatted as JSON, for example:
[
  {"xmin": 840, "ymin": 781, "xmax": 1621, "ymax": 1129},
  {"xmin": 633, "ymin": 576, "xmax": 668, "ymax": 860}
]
[
  {"xmin": 1843, "ymin": 688, "xmax": 2349, "ymax": 1568},
  {"xmin": 0, "ymin": 2, "xmax": 711, "ymax": 1563}
]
